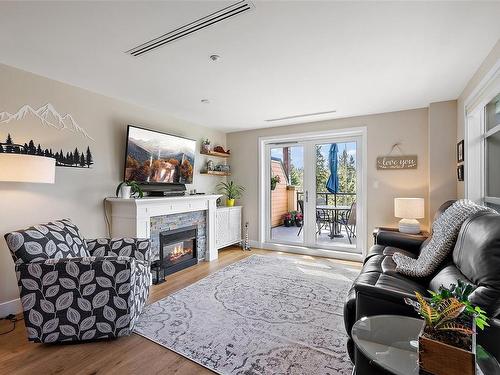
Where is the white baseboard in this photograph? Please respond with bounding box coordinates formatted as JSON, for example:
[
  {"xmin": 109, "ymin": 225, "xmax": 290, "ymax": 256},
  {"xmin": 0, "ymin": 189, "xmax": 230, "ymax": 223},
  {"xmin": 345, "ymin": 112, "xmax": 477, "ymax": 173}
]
[
  {"xmin": 249, "ymin": 240, "xmax": 363, "ymax": 263},
  {"xmin": 0, "ymin": 298, "xmax": 22, "ymax": 318}
]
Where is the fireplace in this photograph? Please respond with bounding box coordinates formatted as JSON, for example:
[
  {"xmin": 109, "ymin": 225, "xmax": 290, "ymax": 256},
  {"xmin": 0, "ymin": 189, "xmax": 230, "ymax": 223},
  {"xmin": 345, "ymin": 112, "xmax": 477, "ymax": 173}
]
[{"xmin": 152, "ymin": 225, "xmax": 198, "ymax": 284}]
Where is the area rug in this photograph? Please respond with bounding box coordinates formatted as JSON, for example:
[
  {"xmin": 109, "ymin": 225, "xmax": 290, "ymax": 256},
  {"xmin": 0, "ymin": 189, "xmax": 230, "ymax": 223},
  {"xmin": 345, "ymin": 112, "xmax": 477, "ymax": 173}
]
[{"xmin": 134, "ymin": 254, "xmax": 359, "ymax": 374}]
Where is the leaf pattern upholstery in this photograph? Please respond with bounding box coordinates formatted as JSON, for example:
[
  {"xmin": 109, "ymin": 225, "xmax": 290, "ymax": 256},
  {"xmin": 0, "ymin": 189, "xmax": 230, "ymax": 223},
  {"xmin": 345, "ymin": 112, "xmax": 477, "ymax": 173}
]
[
  {"xmin": 86, "ymin": 238, "xmax": 151, "ymax": 263},
  {"xmin": 4, "ymin": 220, "xmax": 151, "ymax": 343},
  {"xmin": 5, "ymin": 219, "xmax": 89, "ymax": 264}
]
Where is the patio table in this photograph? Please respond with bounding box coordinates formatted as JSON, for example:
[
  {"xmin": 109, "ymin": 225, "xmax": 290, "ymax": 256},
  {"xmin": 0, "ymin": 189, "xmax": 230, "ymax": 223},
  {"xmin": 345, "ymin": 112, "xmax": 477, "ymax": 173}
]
[{"xmin": 316, "ymin": 205, "xmax": 351, "ymax": 238}]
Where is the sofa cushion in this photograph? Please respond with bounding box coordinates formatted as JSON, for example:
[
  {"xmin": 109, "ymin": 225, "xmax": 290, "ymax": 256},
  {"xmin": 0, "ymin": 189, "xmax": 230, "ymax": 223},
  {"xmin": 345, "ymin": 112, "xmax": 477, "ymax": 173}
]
[
  {"xmin": 366, "ymin": 245, "xmax": 417, "ymax": 261},
  {"xmin": 428, "ymin": 263, "xmax": 471, "ymax": 292},
  {"xmin": 5, "ymin": 219, "xmax": 89, "ymax": 264},
  {"xmin": 453, "ymin": 212, "xmax": 500, "ymax": 317}
]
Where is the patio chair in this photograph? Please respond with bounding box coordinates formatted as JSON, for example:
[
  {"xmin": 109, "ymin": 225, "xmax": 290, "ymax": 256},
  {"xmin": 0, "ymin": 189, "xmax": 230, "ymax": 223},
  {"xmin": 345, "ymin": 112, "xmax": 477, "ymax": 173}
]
[
  {"xmin": 338, "ymin": 202, "xmax": 356, "ymax": 244},
  {"xmin": 296, "ymin": 199, "xmax": 333, "ymax": 236},
  {"xmin": 297, "ymin": 200, "xmax": 304, "ymax": 236}
]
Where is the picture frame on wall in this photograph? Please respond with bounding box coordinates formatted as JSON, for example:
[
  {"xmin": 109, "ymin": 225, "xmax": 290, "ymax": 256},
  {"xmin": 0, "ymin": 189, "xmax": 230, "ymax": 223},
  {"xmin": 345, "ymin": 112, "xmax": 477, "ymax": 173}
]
[
  {"xmin": 457, "ymin": 140, "xmax": 464, "ymax": 163},
  {"xmin": 457, "ymin": 164, "xmax": 464, "ymax": 182}
]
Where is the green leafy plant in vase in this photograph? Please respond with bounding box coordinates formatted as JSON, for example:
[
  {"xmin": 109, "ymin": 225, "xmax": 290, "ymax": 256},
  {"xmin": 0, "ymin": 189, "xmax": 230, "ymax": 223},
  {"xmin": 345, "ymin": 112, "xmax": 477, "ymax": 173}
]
[
  {"xmin": 270, "ymin": 175, "xmax": 281, "ymax": 190},
  {"xmin": 217, "ymin": 181, "xmax": 244, "ymax": 207},
  {"xmin": 115, "ymin": 180, "xmax": 144, "ymax": 199},
  {"xmin": 404, "ymin": 281, "xmax": 489, "ymax": 375}
]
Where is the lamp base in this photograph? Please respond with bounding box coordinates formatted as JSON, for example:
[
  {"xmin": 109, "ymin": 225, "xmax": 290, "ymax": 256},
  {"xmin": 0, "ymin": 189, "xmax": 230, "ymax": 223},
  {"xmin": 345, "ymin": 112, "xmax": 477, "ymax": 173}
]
[{"xmin": 398, "ymin": 218, "xmax": 421, "ymax": 234}]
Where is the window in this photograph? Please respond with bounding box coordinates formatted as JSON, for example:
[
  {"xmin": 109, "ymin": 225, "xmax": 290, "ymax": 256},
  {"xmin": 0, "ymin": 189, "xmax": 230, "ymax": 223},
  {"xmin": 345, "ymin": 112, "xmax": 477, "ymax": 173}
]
[
  {"xmin": 464, "ymin": 66, "xmax": 500, "ymax": 209},
  {"xmin": 484, "ymin": 93, "xmax": 500, "ymax": 210}
]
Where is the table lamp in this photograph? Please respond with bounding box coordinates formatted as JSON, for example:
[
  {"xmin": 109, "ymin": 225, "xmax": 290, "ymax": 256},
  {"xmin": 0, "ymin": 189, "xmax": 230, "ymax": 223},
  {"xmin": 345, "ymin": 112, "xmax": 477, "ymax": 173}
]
[
  {"xmin": 0, "ymin": 154, "xmax": 55, "ymax": 183},
  {"xmin": 394, "ymin": 198, "xmax": 424, "ymax": 234}
]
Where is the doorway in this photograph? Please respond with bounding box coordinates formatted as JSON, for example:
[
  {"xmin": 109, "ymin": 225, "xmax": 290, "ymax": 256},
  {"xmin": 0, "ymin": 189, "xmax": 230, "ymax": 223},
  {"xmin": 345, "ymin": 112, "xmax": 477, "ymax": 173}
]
[{"xmin": 260, "ymin": 128, "xmax": 367, "ymax": 259}]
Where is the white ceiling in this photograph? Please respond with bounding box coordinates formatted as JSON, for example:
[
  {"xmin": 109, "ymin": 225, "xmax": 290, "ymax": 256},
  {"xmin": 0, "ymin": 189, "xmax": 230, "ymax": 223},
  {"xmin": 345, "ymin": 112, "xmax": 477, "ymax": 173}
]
[{"xmin": 0, "ymin": 1, "xmax": 499, "ymax": 133}]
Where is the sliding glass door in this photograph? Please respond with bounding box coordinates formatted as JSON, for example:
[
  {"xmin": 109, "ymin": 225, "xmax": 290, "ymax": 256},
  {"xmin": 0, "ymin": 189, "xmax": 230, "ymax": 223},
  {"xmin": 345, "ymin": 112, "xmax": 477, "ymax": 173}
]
[{"xmin": 265, "ymin": 135, "xmax": 362, "ymax": 254}]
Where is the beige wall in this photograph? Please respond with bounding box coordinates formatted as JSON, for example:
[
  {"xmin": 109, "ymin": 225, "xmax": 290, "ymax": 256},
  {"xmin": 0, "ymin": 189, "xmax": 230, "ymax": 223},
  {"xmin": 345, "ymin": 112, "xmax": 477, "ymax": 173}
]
[
  {"xmin": 457, "ymin": 40, "xmax": 500, "ymax": 198},
  {"xmin": 428, "ymin": 101, "xmax": 457, "ymax": 218},
  {"xmin": 227, "ymin": 108, "xmax": 432, "ymax": 248},
  {"xmin": 0, "ymin": 63, "xmax": 226, "ymax": 313}
]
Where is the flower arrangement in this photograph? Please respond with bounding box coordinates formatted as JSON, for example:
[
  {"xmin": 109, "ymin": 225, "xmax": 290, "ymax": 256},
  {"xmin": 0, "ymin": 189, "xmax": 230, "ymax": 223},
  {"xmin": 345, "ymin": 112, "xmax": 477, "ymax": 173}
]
[
  {"xmin": 282, "ymin": 212, "xmax": 293, "ymax": 227},
  {"xmin": 294, "ymin": 212, "xmax": 303, "ymax": 227}
]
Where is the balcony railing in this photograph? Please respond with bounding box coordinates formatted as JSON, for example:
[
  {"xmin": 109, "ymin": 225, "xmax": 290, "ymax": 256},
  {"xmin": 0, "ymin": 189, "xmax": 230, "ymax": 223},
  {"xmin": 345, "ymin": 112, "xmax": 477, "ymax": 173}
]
[{"xmin": 296, "ymin": 191, "xmax": 356, "ymax": 210}]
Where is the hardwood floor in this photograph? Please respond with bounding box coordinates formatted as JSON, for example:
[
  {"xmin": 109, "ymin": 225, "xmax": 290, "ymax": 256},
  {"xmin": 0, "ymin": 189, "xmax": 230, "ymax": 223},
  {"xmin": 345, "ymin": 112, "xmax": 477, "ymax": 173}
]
[{"xmin": 0, "ymin": 247, "xmax": 361, "ymax": 375}]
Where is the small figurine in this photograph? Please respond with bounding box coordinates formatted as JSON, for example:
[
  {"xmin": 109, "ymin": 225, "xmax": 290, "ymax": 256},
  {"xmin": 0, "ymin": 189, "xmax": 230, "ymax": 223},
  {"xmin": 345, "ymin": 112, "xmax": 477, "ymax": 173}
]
[
  {"xmin": 207, "ymin": 159, "xmax": 215, "ymax": 171},
  {"xmin": 201, "ymin": 138, "xmax": 211, "ymax": 153},
  {"xmin": 213, "ymin": 145, "xmax": 230, "ymax": 155}
]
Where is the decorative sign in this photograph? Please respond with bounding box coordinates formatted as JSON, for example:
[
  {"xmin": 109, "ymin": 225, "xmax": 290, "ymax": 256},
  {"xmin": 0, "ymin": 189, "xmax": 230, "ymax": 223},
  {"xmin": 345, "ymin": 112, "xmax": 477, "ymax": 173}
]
[
  {"xmin": 377, "ymin": 155, "xmax": 418, "ymax": 170},
  {"xmin": 0, "ymin": 103, "xmax": 94, "ymax": 168}
]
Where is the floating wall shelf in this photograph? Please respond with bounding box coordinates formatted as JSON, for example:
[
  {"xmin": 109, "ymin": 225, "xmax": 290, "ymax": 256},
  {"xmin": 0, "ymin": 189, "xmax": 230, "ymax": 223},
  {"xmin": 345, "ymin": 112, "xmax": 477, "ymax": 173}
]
[
  {"xmin": 200, "ymin": 150, "xmax": 231, "ymax": 158},
  {"xmin": 200, "ymin": 170, "xmax": 231, "ymax": 176}
]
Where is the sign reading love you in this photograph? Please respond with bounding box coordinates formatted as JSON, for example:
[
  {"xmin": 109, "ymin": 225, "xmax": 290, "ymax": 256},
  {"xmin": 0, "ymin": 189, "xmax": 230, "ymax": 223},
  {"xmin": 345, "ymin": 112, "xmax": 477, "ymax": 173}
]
[{"xmin": 377, "ymin": 155, "xmax": 418, "ymax": 170}]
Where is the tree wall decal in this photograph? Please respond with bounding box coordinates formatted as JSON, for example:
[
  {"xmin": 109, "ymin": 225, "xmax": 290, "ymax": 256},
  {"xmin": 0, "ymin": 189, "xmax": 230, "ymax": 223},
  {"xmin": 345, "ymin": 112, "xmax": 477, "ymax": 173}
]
[{"xmin": 0, "ymin": 133, "xmax": 94, "ymax": 168}]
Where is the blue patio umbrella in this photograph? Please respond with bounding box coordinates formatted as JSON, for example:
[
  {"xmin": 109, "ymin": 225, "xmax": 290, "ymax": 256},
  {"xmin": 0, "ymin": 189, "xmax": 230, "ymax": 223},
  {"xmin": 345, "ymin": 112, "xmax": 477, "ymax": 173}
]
[{"xmin": 326, "ymin": 143, "xmax": 339, "ymax": 193}]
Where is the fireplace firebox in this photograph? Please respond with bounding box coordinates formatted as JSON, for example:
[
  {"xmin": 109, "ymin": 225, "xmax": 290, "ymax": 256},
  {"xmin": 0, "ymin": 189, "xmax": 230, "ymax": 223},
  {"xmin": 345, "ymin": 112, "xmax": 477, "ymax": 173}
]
[{"xmin": 152, "ymin": 225, "xmax": 198, "ymax": 284}]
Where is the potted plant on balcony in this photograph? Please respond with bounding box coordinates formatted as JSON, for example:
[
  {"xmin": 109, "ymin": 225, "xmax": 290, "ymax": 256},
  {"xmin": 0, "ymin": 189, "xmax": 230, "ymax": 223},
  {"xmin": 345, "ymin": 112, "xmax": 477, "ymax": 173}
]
[
  {"xmin": 294, "ymin": 212, "xmax": 303, "ymax": 227},
  {"xmin": 405, "ymin": 281, "xmax": 489, "ymax": 375},
  {"xmin": 271, "ymin": 175, "xmax": 281, "ymax": 190},
  {"xmin": 283, "ymin": 212, "xmax": 293, "ymax": 227},
  {"xmin": 217, "ymin": 181, "xmax": 244, "ymax": 207}
]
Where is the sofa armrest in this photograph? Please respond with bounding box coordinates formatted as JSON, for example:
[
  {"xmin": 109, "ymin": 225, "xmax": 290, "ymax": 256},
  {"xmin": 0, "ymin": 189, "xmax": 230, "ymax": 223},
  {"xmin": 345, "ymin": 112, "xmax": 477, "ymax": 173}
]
[
  {"xmin": 86, "ymin": 238, "xmax": 151, "ymax": 263},
  {"xmin": 353, "ymin": 282, "xmax": 421, "ymax": 323},
  {"xmin": 16, "ymin": 256, "xmax": 149, "ymax": 343},
  {"xmin": 375, "ymin": 229, "xmax": 428, "ymax": 255}
]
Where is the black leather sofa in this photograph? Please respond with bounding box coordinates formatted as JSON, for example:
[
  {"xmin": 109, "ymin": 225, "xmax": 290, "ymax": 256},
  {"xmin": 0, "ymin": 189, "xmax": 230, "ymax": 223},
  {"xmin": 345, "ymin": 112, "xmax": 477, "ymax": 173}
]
[{"xmin": 344, "ymin": 200, "xmax": 500, "ymax": 365}]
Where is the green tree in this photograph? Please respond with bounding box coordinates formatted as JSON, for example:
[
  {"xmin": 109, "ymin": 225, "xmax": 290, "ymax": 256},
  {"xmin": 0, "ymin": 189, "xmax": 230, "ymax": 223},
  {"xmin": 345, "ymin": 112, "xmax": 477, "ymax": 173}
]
[
  {"xmin": 289, "ymin": 164, "xmax": 303, "ymax": 188},
  {"xmin": 315, "ymin": 146, "xmax": 329, "ymax": 192}
]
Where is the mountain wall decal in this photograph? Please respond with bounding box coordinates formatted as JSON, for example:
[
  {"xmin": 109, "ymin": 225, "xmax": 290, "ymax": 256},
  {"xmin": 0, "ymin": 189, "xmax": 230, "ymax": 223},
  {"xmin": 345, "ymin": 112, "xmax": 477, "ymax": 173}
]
[{"xmin": 0, "ymin": 103, "xmax": 94, "ymax": 141}]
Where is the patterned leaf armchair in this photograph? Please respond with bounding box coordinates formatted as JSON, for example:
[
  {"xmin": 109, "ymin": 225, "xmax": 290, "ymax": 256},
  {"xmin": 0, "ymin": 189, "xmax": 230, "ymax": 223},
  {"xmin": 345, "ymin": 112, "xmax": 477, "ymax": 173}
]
[{"xmin": 4, "ymin": 219, "xmax": 151, "ymax": 343}]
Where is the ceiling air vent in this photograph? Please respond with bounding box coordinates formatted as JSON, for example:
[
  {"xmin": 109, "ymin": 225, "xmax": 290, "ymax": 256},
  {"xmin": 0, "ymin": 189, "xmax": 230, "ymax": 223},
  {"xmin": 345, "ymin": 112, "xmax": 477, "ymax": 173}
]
[
  {"xmin": 266, "ymin": 110, "xmax": 337, "ymax": 122},
  {"xmin": 126, "ymin": 1, "xmax": 254, "ymax": 57}
]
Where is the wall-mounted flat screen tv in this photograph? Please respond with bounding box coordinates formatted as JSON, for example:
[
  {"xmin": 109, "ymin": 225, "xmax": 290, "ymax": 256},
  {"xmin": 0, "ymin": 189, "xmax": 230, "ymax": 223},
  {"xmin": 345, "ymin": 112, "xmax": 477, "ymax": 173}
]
[{"xmin": 124, "ymin": 125, "xmax": 196, "ymax": 185}]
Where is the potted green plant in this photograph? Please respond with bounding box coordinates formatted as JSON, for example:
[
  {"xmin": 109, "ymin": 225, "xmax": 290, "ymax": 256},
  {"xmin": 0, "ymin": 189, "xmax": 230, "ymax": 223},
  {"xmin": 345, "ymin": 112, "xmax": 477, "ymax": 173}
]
[
  {"xmin": 405, "ymin": 281, "xmax": 489, "ymax": 375},
  {"xmin": 271, "ymin": 175, "xmax": 281, "ymax": 190},
  {"xmin": 217, "ymin": 181, "xmax": 244, "ymax": 207},
  {"xmin": 115, "ymin": 180, "xmax": 144, "ymax": 199}
]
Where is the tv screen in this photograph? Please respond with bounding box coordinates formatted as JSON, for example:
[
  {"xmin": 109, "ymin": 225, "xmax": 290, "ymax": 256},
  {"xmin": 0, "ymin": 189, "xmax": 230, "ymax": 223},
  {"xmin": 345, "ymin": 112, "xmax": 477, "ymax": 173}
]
[{"xmin": 124, "ymin": 125, "xmax": 196, "ymax": 185}]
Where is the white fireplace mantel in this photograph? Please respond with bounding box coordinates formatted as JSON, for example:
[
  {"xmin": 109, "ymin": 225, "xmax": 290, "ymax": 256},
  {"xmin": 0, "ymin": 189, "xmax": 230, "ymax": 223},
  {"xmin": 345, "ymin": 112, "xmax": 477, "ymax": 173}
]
[{"xmin": 105, "ymin": 195, "xmax": 222, "ymax": 261}]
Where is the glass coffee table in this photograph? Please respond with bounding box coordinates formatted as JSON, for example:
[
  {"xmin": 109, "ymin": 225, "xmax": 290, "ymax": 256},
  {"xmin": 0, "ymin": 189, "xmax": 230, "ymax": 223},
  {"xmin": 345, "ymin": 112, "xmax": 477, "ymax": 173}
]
[{"xmin": 351, "ymin": 315, "xmax": 500, "ymax": 375}]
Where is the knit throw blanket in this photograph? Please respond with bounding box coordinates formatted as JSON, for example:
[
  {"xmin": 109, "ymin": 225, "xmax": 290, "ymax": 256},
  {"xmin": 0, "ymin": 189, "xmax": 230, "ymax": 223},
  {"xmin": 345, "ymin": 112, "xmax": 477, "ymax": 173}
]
[{"xmin": 393, "ymin": 200, "xmax": 496, "ymax": 278}]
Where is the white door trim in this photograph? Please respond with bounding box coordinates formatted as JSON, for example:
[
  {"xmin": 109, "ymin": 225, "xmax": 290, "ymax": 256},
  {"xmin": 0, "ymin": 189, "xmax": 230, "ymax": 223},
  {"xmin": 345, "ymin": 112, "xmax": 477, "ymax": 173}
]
[
  {"xmin": 463, "ymin": 64, "xmax": 500, "ymax": 201},
  {"xmin": 258, "ymin": 126, "xmax": 368, "ymax": 259}
]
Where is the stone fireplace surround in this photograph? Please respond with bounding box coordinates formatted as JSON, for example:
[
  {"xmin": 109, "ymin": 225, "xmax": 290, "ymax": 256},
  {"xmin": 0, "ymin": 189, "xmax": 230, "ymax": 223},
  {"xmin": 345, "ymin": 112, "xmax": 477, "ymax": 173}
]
[
  {"xmin": 150, "ymin": 211, "xmax": 206, "ymax": 261},
  {"xmin": 105, "ymin": 195, "xmax": 221, "ymax": 262}
]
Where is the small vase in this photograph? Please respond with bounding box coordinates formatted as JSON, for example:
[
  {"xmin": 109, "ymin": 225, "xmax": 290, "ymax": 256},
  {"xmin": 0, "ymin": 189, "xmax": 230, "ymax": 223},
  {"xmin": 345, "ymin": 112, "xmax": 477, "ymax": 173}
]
[
  {"xmin": 295, "ymin": 220, "xmax": 302, "ymax": 227},
  {"xmin": 226, "ymin": 198, "xmax": 235, "ymax": 207},
  {"xmin": 284, "ymin": 219, "xmax": 292, "ymax": 227},
  {"xmin": 120, "ymin": 185, "xmax": 132, "ymax": 199}
]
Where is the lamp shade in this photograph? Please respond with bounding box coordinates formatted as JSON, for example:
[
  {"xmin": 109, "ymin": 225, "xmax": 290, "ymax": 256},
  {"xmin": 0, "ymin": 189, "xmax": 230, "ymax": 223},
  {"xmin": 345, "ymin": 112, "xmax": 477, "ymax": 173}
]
[
  {"xmin": 394, "ymin": 198, "xmax": 424, "ymax": 219},
  {"xmin": 0, "ymin": 154, "xmax": 55, "ymax": 184}
]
